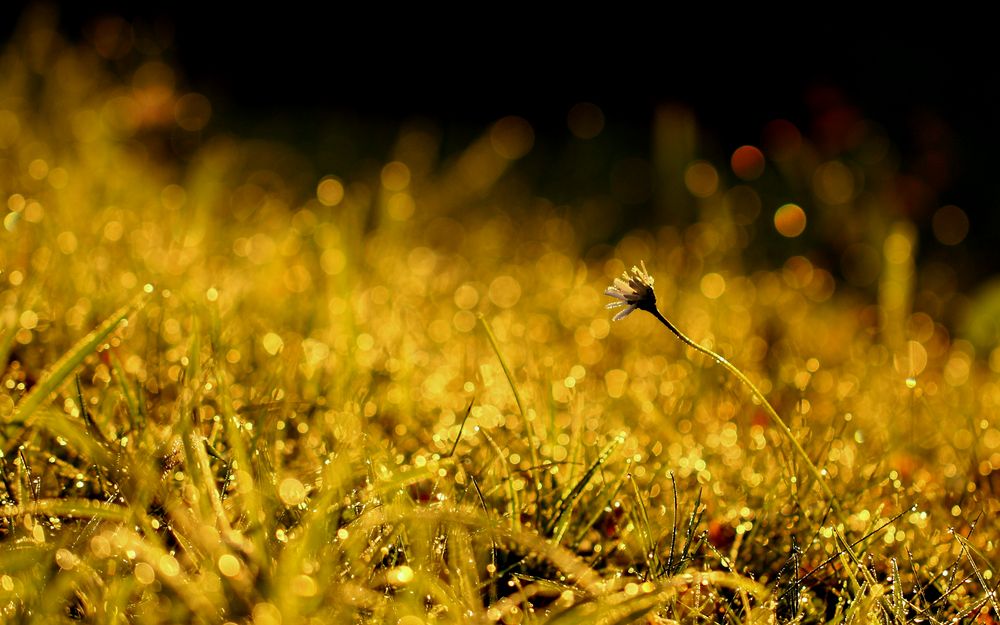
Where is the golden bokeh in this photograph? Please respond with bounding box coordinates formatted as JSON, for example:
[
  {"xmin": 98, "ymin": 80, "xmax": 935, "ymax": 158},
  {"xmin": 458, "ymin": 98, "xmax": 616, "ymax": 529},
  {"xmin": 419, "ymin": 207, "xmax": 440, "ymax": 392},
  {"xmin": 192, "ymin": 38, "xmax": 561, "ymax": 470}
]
[
  {"xmin": 490, "ymin": 115, "xmax": 534, "ymax": 159},
  {"xmin": 381, "ymin": 161, "xmax": 411, "ymax": 191},
  {"xmin": 813, "ymin": 160, "xmax": 856, "ymax": 204},
  {"xmin": 684, "ymin": 161, "xmax": 719, "ymax": 198},
  {"xmin": 317, "ymin": 177, "xmax": 345, "ymax": 206},
  {"xmin": 700, "ymin": 272, "xmax": 726, "ymax": 299},
  {"xmin": 773, "ymin": 203, "xmax": 806, "ymax": 237}
]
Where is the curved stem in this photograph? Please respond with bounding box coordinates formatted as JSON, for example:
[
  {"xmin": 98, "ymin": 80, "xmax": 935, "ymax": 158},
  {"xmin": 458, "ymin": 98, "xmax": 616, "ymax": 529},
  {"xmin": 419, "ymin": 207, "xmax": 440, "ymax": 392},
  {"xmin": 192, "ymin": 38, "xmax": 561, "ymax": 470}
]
[{"xmin": 648, "ymin": 307, "xmax": 841, "ymax": 515}]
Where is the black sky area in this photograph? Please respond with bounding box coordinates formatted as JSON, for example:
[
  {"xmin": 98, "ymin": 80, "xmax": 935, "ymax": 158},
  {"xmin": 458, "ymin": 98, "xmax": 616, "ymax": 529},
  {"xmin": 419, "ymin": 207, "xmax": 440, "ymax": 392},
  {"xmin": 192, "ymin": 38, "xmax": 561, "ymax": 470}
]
[
  {"xmin": 141, "ymin": 18, "xmax": 997, "ymax": 146},
  {"xmin": 6, "ymin": 6, "xmax": 992, "ymax": 141}
]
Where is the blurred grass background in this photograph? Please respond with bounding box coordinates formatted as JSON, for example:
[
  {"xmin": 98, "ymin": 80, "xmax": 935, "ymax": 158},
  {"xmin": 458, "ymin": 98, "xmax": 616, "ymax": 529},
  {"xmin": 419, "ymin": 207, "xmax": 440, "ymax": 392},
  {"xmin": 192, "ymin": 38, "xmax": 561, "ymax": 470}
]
[{"xmin": 6, "ymin": 5, "xmax": 994, "ymax": 296}]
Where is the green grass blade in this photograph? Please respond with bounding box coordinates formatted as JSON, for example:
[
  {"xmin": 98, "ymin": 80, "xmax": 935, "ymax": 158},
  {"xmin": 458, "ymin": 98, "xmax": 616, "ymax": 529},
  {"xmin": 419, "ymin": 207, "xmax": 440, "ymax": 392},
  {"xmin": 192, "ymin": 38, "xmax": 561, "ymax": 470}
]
[
  {"xmin": 0, "ymin": 312, "xmax": 17, "ymax": 373},
  {"xmin": 478, "ymin": 314, "xmax": 525, "ymax": 417},
  {"xmin": 108, "ymin": 351, "xmax": 139, "ymax": 424},
  {"xmin": 273, "ymin": 457, "xmax": 353, "ymax": 618},
  {"xmin": 0, "ymin": 497, "xmax": 129, "ymax": 521},
  {"xmin": 215, "ymin": 367, "xmax": 269, "ymax": 560},
  {"xmin": 842, "ymin": 580, "xmax": 871, "ymax": 625},
  {"xmin": 35, "ymin": 408, "xmax": 114, "ymax": 469},
  {"xmin": 74, "ymin": 374, "xmax": 108, "ymax": 445},
  {"xmin": 571, "ymin": 461, "xmax": 629, "ymax": 549},
  {"xmin": 478, "ymin": 314, "xmax": 542, "ymax": 519},
  {"xmin": 890, "ymin": 557, "xmax": 905, "ymax": 624},
  {"xmin": 445, "ymin": 399, "xmax": 474, "ymax": 457},
  {"xmin": 955, "ymin": 533, "xmax": 1000, "ymax": 619},
  {"xmin": 665, "ymin": 472, "xmax": 679, "ymax": 577},
  {"xmin": 7, "ymin": 291, "xmax": 149, "ymax": 430},
  {"xmin": 548, "ymin": 433, "xmax": 624, "ymax": 543},
  {"xmin": 546, "ymin": 571, "xmax": 769, "ymax": 625},
  {"xmin": 480, "ymin": 427, "xmax": 521, "ymax": 531},
  {"xmin": 628, "ymin": 473, "xmax": 659, "ymax": 577},
  {"xmin": 675, "ymin": 488, "xmax": 704, "ymax": 574}
]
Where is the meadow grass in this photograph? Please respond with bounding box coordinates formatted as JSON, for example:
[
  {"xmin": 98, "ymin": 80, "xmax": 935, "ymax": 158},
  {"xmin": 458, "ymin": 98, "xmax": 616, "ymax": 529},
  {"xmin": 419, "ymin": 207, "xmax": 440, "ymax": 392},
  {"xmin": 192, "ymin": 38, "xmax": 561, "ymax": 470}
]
[{"xmin": 1, "ymin": 10, "xmax": 999, "ymax": 624}]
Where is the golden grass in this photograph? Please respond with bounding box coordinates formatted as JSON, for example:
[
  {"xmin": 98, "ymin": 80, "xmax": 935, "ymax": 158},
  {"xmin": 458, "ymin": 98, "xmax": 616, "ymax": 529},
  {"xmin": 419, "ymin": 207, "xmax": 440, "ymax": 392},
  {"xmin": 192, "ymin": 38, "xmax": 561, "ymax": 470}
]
[{"xmin": 0, "ymin": 8, "xmax": 997, "ymax": 624}]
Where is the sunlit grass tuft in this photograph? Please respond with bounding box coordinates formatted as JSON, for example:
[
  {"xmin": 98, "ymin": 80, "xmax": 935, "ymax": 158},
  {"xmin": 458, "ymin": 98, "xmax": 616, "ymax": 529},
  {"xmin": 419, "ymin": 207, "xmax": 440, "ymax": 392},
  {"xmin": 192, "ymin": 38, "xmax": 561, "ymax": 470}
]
[{"xmin": 0, "ymin": 9, "xmax": 997, "ymax": 624}]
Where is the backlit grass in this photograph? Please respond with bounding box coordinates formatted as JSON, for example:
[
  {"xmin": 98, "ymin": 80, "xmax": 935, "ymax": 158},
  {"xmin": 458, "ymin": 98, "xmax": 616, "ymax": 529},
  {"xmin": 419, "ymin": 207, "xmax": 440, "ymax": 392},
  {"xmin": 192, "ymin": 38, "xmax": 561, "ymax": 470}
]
[{"xmin": 1, "ymin": 10, "xmax": 998, "ymax": 624}]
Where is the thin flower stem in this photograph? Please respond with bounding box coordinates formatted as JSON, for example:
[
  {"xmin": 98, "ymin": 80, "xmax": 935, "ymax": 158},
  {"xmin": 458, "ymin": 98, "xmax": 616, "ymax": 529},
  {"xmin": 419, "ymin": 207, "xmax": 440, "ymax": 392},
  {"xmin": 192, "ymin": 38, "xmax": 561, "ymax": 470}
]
[{"xmin": 648, "ymin": 307, "xmax": 842, "ymax": 515}]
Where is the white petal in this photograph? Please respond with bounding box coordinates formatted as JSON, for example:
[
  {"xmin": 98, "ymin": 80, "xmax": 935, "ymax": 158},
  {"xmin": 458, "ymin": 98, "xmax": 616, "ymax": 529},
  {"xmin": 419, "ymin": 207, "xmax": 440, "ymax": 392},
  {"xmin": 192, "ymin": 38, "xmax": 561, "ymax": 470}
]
[
  {"xmin": 613, "ymin": 305, "xmax": 636, "ymax": 321},
  {"xmin": 606, "ymin": 261, "xmax": 657, "ymax": 321}
]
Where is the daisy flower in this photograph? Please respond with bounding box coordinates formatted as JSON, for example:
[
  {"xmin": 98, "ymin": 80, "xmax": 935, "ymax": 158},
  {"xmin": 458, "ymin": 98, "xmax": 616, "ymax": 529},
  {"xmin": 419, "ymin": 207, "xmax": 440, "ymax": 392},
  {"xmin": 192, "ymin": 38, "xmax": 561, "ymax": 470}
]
[{"xmin": 604, "ymin": 260, "xmax": 656, "ymax": 320}]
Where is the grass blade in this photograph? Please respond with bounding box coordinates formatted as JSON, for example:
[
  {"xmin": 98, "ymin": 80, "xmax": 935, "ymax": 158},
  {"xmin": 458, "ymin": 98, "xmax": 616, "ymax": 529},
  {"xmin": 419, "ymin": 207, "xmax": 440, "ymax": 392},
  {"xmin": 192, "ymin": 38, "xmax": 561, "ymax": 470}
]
[
  {"xmin": 955, "ymin": 533, "xmax": 1000, "ymax": 620},
  {"xmin": 546, "ymin": 571, "xmax": 769, "ymax": 625},
  {"xmin": 0, "ymin": 497, "xmax": 129, "ymax": 521},
  {"xmin": 548, "ymin": 433, "xmax": 624, "ymax": 543},
  {"xmin": 7, "ymin": 291, "xmax": 149, "ymax": 433},
  {"xmin": 0, "ymin": 311, "xmax": 17, "ymax": 373},
  {"xmin": 890, "ymin": 557, "xmax": 906, "ymax": 624},
  {"xmin": 628, "ymin": 473, "xmax": 659, "ymax": 578},
  {"xmin": 571, "ymin": 461, "xmax": 629, "ymax": 549},
  {"xmin": 478, "ymin": 314, "xmax": 542, "ymax": 519},
  {"xmin": 108, "ymin": 351, "xmax": 140, "ymax": 425}
]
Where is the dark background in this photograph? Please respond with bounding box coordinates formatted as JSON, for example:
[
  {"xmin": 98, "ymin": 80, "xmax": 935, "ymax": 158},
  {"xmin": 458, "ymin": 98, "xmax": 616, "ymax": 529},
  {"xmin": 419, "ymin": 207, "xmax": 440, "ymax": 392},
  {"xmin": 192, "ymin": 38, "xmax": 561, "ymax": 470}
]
[
  {"xmin": 3, "ymin": 5, "xmax": 999, "ymax": 281},
  {"xmin": 4, "ymin": 6, "xmax": 992, "ymax": 148}
]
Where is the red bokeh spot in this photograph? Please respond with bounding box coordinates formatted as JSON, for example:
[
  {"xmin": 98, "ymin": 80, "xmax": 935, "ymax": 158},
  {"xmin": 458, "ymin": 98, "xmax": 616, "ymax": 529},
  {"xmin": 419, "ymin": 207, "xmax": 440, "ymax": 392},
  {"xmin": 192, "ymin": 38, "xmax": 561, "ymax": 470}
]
[{"xmin": 731, "ymin": 145, "xmax": 765, "ymax": 180}]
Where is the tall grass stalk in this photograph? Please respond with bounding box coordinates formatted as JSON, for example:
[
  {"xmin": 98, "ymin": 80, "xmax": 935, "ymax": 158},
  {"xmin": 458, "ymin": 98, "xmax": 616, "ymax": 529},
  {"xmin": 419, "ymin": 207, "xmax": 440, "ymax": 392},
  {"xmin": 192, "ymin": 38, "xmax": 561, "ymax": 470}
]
[
  {"xmin": 648, "ymin": 306, "xmax": 842, "ymax": 515},
  {"xmin": 607, "ymin": 262, "xmax": 842, "ymax": 517}
]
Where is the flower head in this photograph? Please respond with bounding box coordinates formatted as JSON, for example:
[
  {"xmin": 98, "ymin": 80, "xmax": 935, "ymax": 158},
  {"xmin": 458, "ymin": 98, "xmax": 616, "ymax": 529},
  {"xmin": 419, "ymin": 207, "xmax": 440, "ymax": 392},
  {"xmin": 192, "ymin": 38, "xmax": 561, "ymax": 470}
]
[{"xmin": 604, "ymin": 260, "xmax": 656, "ymax": 320}]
